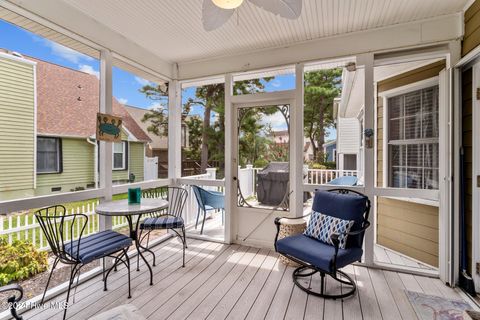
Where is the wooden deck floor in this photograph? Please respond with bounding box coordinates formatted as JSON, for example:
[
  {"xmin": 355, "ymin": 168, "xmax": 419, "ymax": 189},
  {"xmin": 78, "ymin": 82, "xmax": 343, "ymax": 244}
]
[{"xmin": 24, "ymin": 238, "xmax": 473, "ymax": 320}]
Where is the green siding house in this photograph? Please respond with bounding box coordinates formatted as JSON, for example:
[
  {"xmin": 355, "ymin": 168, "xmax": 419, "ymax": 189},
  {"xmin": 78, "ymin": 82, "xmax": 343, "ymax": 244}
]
[{"xmin": 0, "ymin": 51, "xmax": 151, "ymax": 201}]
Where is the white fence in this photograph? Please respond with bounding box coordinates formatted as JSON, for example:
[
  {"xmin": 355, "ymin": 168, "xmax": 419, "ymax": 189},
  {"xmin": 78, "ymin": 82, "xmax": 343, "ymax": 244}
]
[
  {"xmin": 2, "ymin": 167, "xmax": 360, "ymax": 249},
  {"xmin": 306, "ymin": 168, "xmax": 359, "ymax": 185},
  {"xmin": 144, "ymin": 156, "xmax": 159, "ymax": 181},
  {"xmin": 0, "ymin": 201, "xmax": 129, "ymax": 251},
  {"xmin": 179, "ymin": 168, "xmax": 224, "ymax": 227}
]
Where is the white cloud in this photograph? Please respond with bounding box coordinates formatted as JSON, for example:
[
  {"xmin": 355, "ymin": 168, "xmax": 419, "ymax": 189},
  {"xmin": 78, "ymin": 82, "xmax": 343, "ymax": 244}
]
[
  {"xmin": 118, "ymin": 98, "xmax": 128, "ymax": 105},
  {"xmin": 78, "ymin": 64, "xmax": 99, "ymax": 78},
  {"xmin": 41, "ymin": 38, "xmax": 93, "ymax": 64},
  {"xmin": 135, "ymin": 76, "xmax": 152, "ymax": 86},
  {"xmin": 271, "ymin": 79, "xmax": 282, "ymax": 88},
  {"xmin": 261, "ymin": 110, "xmax": 288, "ymax": 131},
  {"xmin": 148, "ymin": 102, "xmax": 165, "ymax": 111}
]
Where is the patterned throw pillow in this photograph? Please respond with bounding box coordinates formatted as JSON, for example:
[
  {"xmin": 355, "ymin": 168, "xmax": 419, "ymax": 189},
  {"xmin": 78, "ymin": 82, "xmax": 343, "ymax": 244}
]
[{"xmin": 304, "ymin": 211, "xmax": 355, "ymax": 249}]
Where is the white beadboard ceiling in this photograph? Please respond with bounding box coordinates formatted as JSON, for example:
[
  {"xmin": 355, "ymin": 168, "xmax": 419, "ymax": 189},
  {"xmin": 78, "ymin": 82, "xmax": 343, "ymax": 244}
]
[{"xmin": 59, "ymin": 0, "xmax": 467, "ymax": 64}]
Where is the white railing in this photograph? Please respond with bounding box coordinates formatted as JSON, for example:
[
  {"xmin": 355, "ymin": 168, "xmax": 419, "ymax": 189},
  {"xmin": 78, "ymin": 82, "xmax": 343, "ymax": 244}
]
[
  {"xmin": 237, "ymin": 166, "xmax": 360, "ymax": 192},
  {"xmin": 306, "ymin": 168, "xmax": 359, "ymax": 185},
  {"xmin": 0, "ymin": 201, "xmax": 130, "ymax": 251},
  {"xmin": 179, "ymin": 168, "xmax": 225, "ymax": 227},
  {"xmin": 2, "ymin": 167, "xmax": 360, "ymax": 248}
]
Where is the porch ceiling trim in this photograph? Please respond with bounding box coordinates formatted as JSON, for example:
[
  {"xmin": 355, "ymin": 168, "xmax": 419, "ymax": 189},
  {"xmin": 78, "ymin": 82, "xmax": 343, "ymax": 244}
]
[
  {"xmin": 177, "ymin": 13, "xmax": 463, "ymax": 80},
  {"xmin": 3, "ymin": 0, "xmax": 174, "ymax": 80}
]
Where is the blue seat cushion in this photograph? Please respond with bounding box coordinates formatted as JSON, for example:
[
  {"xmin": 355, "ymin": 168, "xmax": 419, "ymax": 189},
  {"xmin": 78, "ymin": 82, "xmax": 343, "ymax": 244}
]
[
  {"xmin": 65, "ymin": 231, "xmax": 132, "ymax": 264},
  {"xmin": 312, "ymin": 191, "xmax": 368, "ymax": 248},
  {"xmin": 276, "ymin": 234, "xmax": 363, "ymax": 273},
  {"xmin": 140, "ymin": 216, "xmax": 184, "ymax": 230}
]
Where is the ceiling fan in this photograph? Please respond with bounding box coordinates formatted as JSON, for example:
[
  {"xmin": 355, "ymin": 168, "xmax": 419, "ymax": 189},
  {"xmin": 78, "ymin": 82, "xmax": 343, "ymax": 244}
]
[{"xmin": 203, "ymin": 0, "xmax": 303, "ymax": 31}]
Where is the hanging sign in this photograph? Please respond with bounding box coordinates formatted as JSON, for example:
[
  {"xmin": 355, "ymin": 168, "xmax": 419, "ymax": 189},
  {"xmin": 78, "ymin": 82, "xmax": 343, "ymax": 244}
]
[{"xmin": 96, "ymin": 113, "xmax": 122, "ymax": 142}]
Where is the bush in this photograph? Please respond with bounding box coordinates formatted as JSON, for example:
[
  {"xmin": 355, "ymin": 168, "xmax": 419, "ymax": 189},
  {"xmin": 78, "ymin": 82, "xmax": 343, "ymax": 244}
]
[
  {"xmin": 323, "ymin": 161, "xmax": 337, "ymax": 169},
  {"xmin": 253, "ymin": 159, "xmax": 269, "ymax": 168},
  {"xmin": 310, "ymin": 163, "xmax": 327, "ymax": 170},
  {"xmin": 0, "ymin": 238, "xmax": 48, "ymax": 285}
]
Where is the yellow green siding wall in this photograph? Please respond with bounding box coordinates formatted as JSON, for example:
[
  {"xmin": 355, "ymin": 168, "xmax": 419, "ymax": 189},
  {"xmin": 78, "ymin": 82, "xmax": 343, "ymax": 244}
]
[
  {"xmin": 0, "ymin": 56, "xmax": 35, "ymax": 200},
  {"xmin": 129, "ymin": 142, "xmax": 144, "ymax": 182},
  {"xmin": 36, "ymin": 138, "xmax": 95, "ymax": 194},
  {"xmin": 112, "ymin": 141, "xmax": 144, "ymax": 183}
]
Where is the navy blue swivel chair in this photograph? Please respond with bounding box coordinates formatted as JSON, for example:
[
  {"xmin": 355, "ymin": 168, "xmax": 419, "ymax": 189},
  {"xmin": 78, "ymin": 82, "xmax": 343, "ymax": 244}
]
[{"xmin": 274, "ymin": 189, "xmax": 370, "ymax": 299}]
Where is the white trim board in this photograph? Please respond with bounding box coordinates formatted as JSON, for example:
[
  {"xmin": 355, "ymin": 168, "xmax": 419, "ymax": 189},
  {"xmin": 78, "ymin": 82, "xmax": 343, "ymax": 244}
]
[
  {"xmin": 378, "ymin": 76, "xmax": 440, "ymax": 97},
  {"xmin": 178, "ymin": 14, "xmax": 462, "ymax": 79}
]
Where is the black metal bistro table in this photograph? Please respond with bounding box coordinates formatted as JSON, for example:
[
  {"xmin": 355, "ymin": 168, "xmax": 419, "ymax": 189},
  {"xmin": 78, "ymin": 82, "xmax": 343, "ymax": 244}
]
[{"xmin": 95, "ymin": 198, "xmax": 168, "ymax": 285}]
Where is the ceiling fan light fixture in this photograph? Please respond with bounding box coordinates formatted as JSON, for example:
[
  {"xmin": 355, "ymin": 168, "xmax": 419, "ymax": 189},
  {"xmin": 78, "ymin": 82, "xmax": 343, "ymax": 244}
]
[{"xmin": 212, "ymin": 0, "xmax": 244, "ymax": 9}]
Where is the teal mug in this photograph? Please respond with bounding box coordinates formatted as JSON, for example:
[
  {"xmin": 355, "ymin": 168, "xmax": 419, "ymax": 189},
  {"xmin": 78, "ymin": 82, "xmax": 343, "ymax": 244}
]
[{"xmin": 128, "ymin": 188, "xmax": 141, "ymax": 204}]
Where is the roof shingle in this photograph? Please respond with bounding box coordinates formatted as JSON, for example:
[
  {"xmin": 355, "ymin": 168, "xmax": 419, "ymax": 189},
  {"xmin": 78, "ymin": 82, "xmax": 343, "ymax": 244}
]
[{"xmin": 32, "ymin": 56, "xmax": 150, "ymax": 142}]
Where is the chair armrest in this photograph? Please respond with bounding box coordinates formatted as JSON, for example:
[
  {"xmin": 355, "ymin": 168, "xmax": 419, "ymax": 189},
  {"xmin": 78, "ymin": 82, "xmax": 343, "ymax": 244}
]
[
  {"xmin": 0, "ymin": 284, "xmax": 23, "ymax": 320},
  {"xmin": 330, "ymin": 220, "xmax": 371, "ymax": 269},
  {"xmin": 0, "ymin": 284, "xmax": 23, "ymax": 302},
  {"xmin": 273, "ymin": 213, "xmax": 311, "ymax": 251}
]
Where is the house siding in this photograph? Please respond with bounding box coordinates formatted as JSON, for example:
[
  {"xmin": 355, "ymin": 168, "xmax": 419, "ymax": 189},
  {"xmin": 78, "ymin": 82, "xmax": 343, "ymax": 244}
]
[
  {"xmin": 36, "ymin": 137, "xmax": 95, "ymax": 194},
  {"xmin": 376, "ymin": 60, "xmax": 445, "ymax": 267},
  {"xmin": 0, "ymin": 56, "xmax": 36, "ymax": 200},
  {"xmin": 337, "ymin": 117, "xmax": 360, "ymax": 154},
  {"xmin": 463, "ymin": 0, "xmax": 480, "ymax": 57},
  {"xmin": 129, "ymin": 142, "xmax": 144, "ymax": 182},
  {"xmin": 377, "ymin": 198, "xmax": 439, "ymax": 267},
  {"xmin": 112, "ymin": 141, "xmax": 145, "ymax": 183}
]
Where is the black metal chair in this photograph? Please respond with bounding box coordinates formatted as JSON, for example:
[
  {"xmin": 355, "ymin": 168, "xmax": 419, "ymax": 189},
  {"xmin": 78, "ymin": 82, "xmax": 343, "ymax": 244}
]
[
  {"xmin": 35, "ymin": 205, "xmax": 133, "ymax": 320},
  {"xmin": 0, "ymin": 283, "xmax": 23, "ymax": 320},
  {"xmin": 274, "ymin": 189, "xmax": 370, "ymax": 299},
  {"xmin": 138, "ymin": 187, "xmax": 188, "ymax": 268}
]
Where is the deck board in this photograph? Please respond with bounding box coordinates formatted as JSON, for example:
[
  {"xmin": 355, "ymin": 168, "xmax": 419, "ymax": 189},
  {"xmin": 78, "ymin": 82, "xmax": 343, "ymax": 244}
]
[{"xmin": 21, "ymin": 238, "xmax": 476, "ymax": 320}]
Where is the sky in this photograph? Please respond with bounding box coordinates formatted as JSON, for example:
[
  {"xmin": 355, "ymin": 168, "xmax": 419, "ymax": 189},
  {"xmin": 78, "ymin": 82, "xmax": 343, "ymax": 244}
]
[{"xmin": 0, "ymin": 19, "xmax": 336, "ymax": 141}]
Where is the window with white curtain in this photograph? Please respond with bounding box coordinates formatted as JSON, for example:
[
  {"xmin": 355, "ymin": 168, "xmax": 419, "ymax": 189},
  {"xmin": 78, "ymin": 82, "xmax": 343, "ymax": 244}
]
[
  {"xmin": 37, "ymin": 137, "xmax": 61, "ymax": 173},
  {"xmin": 387, "ymin": 85, "xmax": 439, "ymax": 189}
]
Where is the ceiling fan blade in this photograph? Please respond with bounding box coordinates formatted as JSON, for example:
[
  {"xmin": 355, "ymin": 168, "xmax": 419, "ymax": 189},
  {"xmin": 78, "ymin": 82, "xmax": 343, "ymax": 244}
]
[
  {"xmin": 202, "ymin": 0, "xmax": 235, "ymax": 31},
  {"xmin": 249, "ymin": 0, "xmax": 302, "ymax": 19}
]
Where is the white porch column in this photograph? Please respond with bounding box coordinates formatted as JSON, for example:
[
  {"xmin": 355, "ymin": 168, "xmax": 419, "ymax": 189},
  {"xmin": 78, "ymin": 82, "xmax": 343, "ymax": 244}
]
[
  {"xmin": 99, "ymin": 49, "xmax": 113, "ymax": 231},
  {"xmin": 168, "ymin": 79, "xmax": 181, "ymax": 185},
  {"xmin": 358, "ymin": 53, "xmax": 375, "ymax": 265},
  {"xmin": 224, "ymin": 73, "xmax": 233, "ymax": 243},
  {"xmin": 293, "ymin": 63, "xmax": 305, "ymax": 217}
]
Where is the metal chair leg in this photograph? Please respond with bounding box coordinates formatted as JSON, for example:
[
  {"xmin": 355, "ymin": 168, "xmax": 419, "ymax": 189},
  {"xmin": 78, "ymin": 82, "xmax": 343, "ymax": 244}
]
[
  {"xmin": 124, "ymin": 249, "xmax": 131, "ymax": 299},
  {"xmin": 200, "ymin": 209, "xmax": 207, "ymax": 234},
  {"xmin": 182, "ymin": 226, "xmax": 187, "ymax": 267},
  {"xmin": 183, "ymin": 226, "xmax": 188, "ymax": 249},
  {"xmin": 195, "ymin": 207, "xmax": 201, "ymax": 229},
  {"xmin": 62, "ymin": 264, "xmax": 80, "ymax": 320},
  {"xmin": 41, "ymin": 257, "xmax": 59, "ymax": 304}
]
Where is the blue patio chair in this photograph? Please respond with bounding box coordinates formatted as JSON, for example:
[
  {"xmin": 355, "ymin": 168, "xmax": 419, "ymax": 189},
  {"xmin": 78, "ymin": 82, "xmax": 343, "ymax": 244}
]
[
  {"xmin": 192, "ymin": 185, "xmax": 225, "ymax": 235},
  {"xmin": 35, "ymin": 205, "xmax": 132, "ymax": 320},
  {"xmin": 274, "ymin": 189, "xmax": 370, "ymax": 299},
  {"xmin": 327, "ymin": 175, "xmax": 358, "ymax": 186}
]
